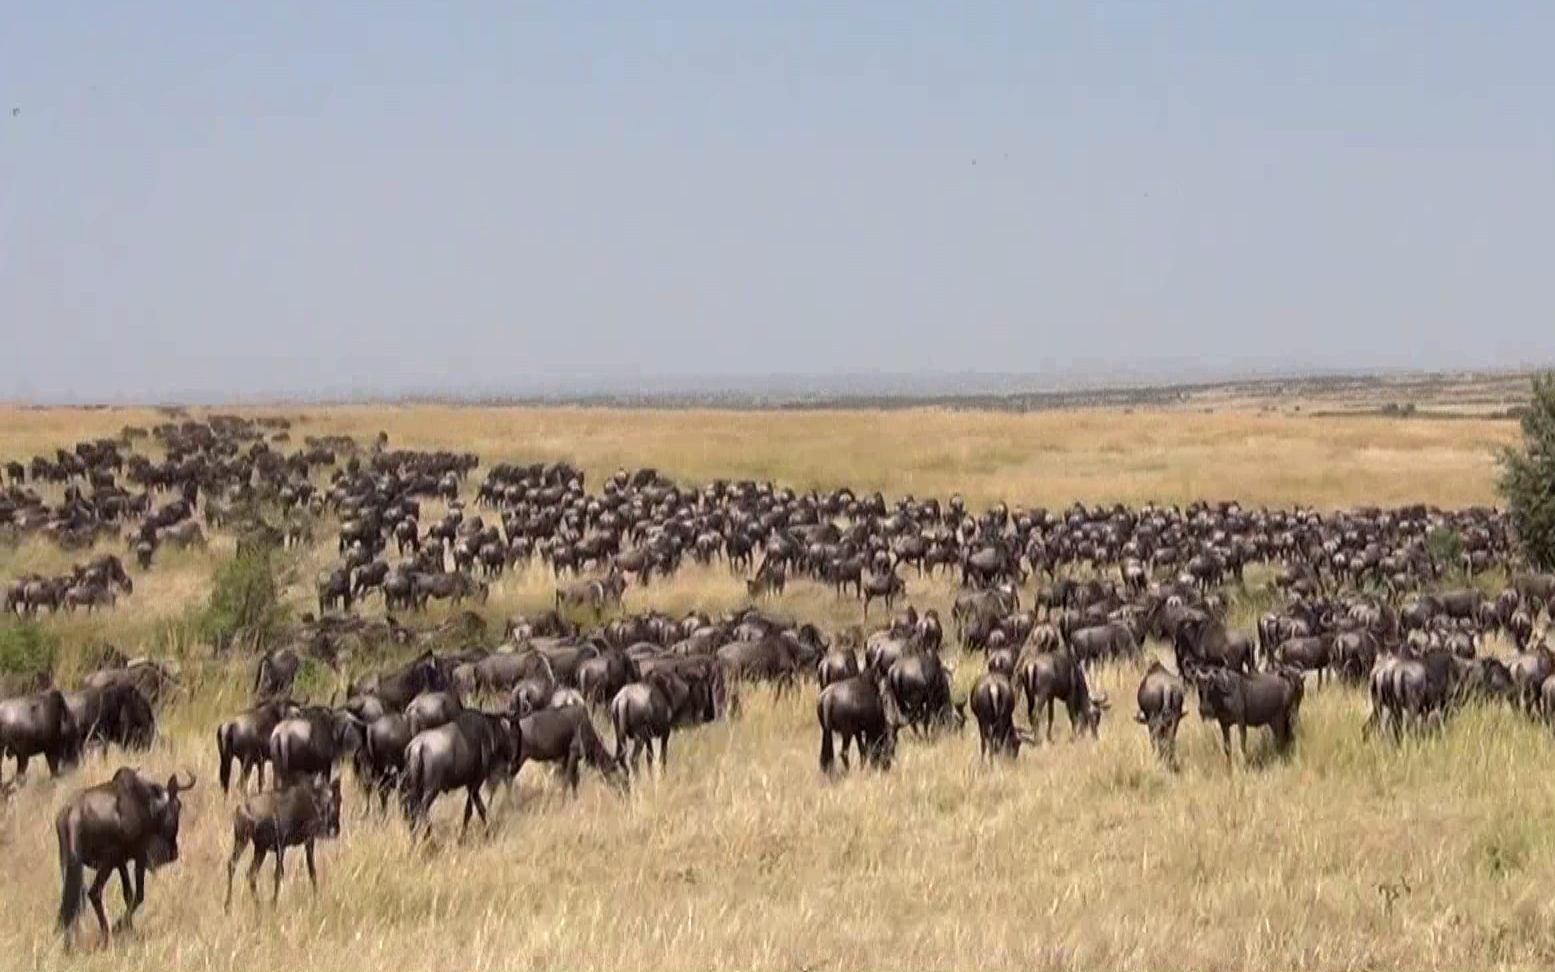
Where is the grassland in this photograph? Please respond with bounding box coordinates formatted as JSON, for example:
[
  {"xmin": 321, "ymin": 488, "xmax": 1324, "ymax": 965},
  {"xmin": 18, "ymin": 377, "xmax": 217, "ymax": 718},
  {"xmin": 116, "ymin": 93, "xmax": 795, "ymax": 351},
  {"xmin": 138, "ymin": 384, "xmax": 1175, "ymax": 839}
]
[{"xmin": 0, "ymin": 403, "xmax": 1548, "ymax": 972}]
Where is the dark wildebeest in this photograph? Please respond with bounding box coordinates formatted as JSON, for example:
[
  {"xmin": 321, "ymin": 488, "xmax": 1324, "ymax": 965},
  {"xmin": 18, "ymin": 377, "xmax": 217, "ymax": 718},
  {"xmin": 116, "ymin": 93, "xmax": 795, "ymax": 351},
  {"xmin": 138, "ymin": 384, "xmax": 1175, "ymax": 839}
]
[
  {"xmin": 1193, "ymin": 665, "xmax": 1304, "ymax": 761},
  {"xmin": 268, "ymin": 707, "xmax": 363, "ymax": 785},
  {"xmin": 816, "ymin": 674, "xmax": 900, "ymax": 774},
  {"xmin": 515, "ymin": 705, "xmax": 624, "ymax": 794},
  {"xmin": 64, "ymin": 683, "xmax": 155, "ymax": 753},
  {"xmin": 1017, "ymin": 649, "xmax": 1109, "ymax": 743},
  {"xmin": 355, "ymin": 713, "xmax": 413, "ymax": 812},
  {"xmin": 217, "ymin": 700, "xmax": 301, "ymax": 794},
  {"xmin": 970, "ymin": 672, "xmax": 1030, "ymax": 759},
  {"xmin": 1068, "ymin": 622, "xmax": 1142, "ymax": 667},
  {"xmin": 405, "ymin": 690, "xmax": 464, "ymax": 735},
  {"xmin": 56, "ymin": 768, "xmax": 196, "ymax": 948},
  {"xmin": 317, "ymin": 568, "xmax": 353, "ymax": 613},
  {"xmin": 886, "ymin": 650, "xmax": 964, "ymax": 734},
  {"xmin": 1135, "ymin": 661, "xmax": 1186, "ymax": 768},
  {"xmin": 1172, "ymin": 612, "xmax": 1253, "ymax": 673},
  {"xmin": 82, "ymin": 659, "xmax": 179, "ymax": 707},
  {"xmin": 349, "ymin": 652, "xmax": 445, "ymax": 711},
  {"xmin": 861, "ymin": 570, "xmax": 906, "ymax": 617},
  {"xmin": 1273, "ymin": 635, "xmax": 1333, "ymax": 686},
  {"xmin": 253, "ymin": 648, "xmax": 301, "ymax": 701},
  {"xmin": 608, "ymin": 678, "xmax": 675, "ymax": 774},
  {"xmin": 816, "ymin": 647, "xmax": 860, "ymax": 688},
  {"xmin": 402, "ymin": 711, "xmax": 522, "ymax": 834},
  {"xmin": 0, "ymin": 688, "xmax": 80, "ymax": 780},
  {"xmin": 224, "ymin": 776, "xmax": 343, "ymax": 909}
]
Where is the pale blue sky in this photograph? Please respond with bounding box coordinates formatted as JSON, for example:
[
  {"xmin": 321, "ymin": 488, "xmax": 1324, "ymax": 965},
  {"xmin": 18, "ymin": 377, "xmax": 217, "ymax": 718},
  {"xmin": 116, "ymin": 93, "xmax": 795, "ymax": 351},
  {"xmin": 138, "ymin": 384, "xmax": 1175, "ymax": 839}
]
[{"xmin": 2, "ymin": 3, "xmax": 1553, "ymax": 401}]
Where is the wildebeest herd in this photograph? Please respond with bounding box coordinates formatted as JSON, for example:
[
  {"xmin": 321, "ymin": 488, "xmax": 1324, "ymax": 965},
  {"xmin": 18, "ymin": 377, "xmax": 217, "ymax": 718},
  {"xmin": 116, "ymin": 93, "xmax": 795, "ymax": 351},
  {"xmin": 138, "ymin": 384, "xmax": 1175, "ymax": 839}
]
[{"xmin": 4, "ymin": 414, "xmax": 1555, "ymax": 949}]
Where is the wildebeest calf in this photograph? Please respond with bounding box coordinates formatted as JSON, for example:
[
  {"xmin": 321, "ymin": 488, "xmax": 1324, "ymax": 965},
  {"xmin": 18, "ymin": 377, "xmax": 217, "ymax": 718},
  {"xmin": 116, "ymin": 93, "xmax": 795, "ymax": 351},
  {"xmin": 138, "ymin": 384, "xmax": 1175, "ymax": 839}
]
[{"xmin": 224, "ymin": 777, "xmax": 343, "ymax": 909}]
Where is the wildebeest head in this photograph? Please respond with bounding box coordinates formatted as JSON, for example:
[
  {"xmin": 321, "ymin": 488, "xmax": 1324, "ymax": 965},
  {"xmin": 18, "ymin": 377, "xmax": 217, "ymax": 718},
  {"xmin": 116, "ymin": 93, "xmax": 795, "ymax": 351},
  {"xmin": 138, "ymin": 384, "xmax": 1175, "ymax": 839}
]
[{"xmin": 145, "ymin": 771, "xmax": 197, "ymax": 869}]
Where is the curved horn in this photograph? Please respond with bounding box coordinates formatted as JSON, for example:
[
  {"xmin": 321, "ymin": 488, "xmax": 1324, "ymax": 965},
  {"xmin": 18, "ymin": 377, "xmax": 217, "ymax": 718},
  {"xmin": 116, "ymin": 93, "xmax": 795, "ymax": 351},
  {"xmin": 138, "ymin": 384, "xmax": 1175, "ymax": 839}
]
[{"xmin": 172, "ymin": 771, "xmax": 197, "ymax": 794}]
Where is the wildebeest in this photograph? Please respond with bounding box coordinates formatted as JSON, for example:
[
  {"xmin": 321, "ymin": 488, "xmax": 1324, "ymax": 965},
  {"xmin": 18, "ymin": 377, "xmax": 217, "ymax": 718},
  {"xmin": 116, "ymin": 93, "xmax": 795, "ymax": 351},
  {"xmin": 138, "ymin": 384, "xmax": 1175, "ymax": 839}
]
[
  {"xmin": 515, "ymin": 705, "xmax": 624, "ymax": 793},
  {"xmin": 253, "ymin": 648, "xmax": 301, "ymax": 701},
  {"xmin": 269, "ymin": 707, "xmax": 363, "ymax": 785},
  {"xmin": 608, "ymin": 678, "xmax": 675, "ymax": 773},
  {"xmin": 349, "ymin": 651, "xmax": 445, "ymax": 711},
  {"xmin": 402, "ymin": 711, "xmax": 522, "ymax": 834},
  {"xmin": 1017, "ymin": 649, "xmax": 1109, "ymax": 742},
  {"xmin": 0, "ymin": 688, "xmax": 80, "ymax": 780},
  {"xmin": 64, "ymin": 683, "xmax": 155, "ymax": 753},
  {"xmin": 816, "ymin": 674, "xmax": 900, "ymax": 773},
  {"xmin": 1193, "ymin": 665, "xmax": 1304, "ymax": 760},
  {"xmin": 969, "ymin": 672, "xmax": 1030, "ymax": 759},
  {"xmin": 224, "ymin": 776, "xmax": 343, "ymax": 908},
  {"xmin": 886, "ymin": 650, "xmax": 964, "ymax": 734},
  {"xmin": 355, "ymin": 713, "xmax": 414, "ymax": 812},
  {"xmin": 56, "ymin": 768, "xmax": 196, "ymax": 947},
  {"xmin": 1134, "ymin": 660, "xmax": 1186, "ymax": 767},
  {"xmin": 217, "ymin": 699, "xmax": 300, "ymax": 794}
]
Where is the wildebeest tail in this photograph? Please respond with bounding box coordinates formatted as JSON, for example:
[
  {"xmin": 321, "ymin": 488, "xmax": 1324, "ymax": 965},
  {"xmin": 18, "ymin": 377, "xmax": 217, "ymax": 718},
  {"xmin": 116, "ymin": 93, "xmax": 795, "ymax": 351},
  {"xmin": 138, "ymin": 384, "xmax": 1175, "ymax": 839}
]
[
  {"xmin": 217, "ymin": 724, "xmax": 233, "ymax": 793},
  {"xmin": 56, "ymin": 812, "xmax": 82, "ymax": 931},
  {"xmin": 401, "ymin": 742, "xmax": 425, "ymax": 821},
  {"xmin": 817, "ymin": 699, "xmax": 835, "ymax": 772}
]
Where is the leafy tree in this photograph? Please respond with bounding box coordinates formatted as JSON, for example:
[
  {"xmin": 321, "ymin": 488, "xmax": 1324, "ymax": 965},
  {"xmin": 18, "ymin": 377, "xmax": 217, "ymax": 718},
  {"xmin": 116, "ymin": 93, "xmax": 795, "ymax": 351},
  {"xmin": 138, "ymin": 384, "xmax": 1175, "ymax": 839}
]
[{"xmin": 1498, "ymin": 373, "xmax": 1555, "ymax": 570}]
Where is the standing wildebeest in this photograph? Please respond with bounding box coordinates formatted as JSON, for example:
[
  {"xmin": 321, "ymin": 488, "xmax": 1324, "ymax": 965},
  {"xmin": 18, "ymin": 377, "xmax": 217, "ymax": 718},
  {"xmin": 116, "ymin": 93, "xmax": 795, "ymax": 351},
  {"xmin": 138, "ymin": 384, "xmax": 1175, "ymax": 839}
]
[
  {"xmin": 225, "ymin": 776, "xmax": 343, "ymax": 909},
  {"xmin": 218, "ymin": 700, "xmax": 300, "ymax": 793},
  {"xmin": 1135, "ymin": 661, "xmax": 1186, "ymax": 767},
  {"xmin": 56, "ymin": 768, "xmax": 196, "ymax": 947},
  {"xmin": 406, "ymin": 689, "xmax": 464, "ymax": 734},
  {"xmin": 1017, "ymin": 649, "xmax": 1109, "ymax": 743},
  {"xmin": 970, "ymin": 672, "xmax": 1030, "ymax": 759},
  {"xmin": 816, "ymin": 674, "xmax": 900, "ymax": 773},
  {"xmin": 316, "ymin": 568, "xmax": 353, "ymax": 613},
  {"xmin": 816, "ymin": 647, "xmax": 860, "ymax": 688},
  {"xmin": 886, "ymin": 650, "xmax": 964, "ymax": 734},
  {"xmin": 515, "ymin": 705, "xmax": 624, "ymax": 794},
  {"xmin": 0, "ymin": 688, "xmax": 80, "ymax": 780},
  {"xmin": 402, "ymin": 711, "xmax": 522, "ymax": 834},
  {"xmin": 607, "ymin": 675, "xmax": 682, "ymax": 774},
  {"xmin": 1193, "ymin": 665, "xmax": 1304, "ymax": 761},
  {"xmin": 861, "ymin": 570, "xmax": 906, "ymax": 617},
  {"xmin": 349, "ymin": 651, "xmax": 445, "ymax": 711},
  {"xmin": 355, "ymin": 713, "xmax": 414, "ymax": 812},
  {"xmin": 269, "ymin": 707, "xmax": 362, "ymax": 785}
]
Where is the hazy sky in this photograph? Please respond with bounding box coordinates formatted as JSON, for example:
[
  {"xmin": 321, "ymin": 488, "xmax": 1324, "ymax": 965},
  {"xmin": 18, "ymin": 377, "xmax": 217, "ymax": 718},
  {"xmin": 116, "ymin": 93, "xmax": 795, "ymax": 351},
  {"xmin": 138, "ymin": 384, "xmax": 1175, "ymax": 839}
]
[{"xmin": 3, "ymin": 3, "xmax": 1553, "ymax": 401}]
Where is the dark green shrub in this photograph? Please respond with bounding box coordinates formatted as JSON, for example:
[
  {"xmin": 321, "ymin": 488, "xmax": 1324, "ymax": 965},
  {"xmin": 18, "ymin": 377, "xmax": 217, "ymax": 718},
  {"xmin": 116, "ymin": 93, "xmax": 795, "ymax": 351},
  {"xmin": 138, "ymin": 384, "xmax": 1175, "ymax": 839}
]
[{"xmin": 1499, "ymin": 373, "xmax": 1555, "ymax": 570}]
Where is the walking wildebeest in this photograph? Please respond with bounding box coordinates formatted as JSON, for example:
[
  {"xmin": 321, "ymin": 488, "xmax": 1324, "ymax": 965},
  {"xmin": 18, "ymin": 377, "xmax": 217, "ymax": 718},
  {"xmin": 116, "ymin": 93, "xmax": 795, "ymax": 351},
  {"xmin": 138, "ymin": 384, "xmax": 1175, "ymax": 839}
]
[
  {"xmin": 56, "ymin": 768, "xmax": 196, "ymax": 947},
  {"xmin": 0, "ymin": 688, "xmax": 80, "ymax": 781},
  {"xmin": 402, "ymin": 711, "xmax": 521, "ymax": 835},
  {"xmin": 217, "ymin": 699, "xmax": 301, "ymax": 794},
  {"xmin": 515, "ymin": 705, "xmax": 624, "ymax": 794},
  {"xmin": 224, "ymin": 776, "xmax": 343, "ymax": 909},
  {"xmin": 816, "ymin": 674, "xmax": 900, "ymax": 773}
]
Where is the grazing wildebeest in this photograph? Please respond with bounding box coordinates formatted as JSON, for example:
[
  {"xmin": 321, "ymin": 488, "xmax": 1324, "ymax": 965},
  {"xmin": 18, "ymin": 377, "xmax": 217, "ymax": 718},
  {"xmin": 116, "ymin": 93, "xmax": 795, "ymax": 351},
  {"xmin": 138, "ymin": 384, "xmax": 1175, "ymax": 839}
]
[
  {"xmin": 1017, "ymin": 649, "xmax": 1109, "ymax": 743},
  {"xmin": 515, "ymin": 705, "xmax": 624, "ymax": 794},
  {"xmin": 56, "ymin": 768, "xmax": 196, "ymax": 948},
  {"xmin": 253, "ymin": 648, "xmax": 301, "ymax": 700},
  {"xmin": 64, "ymin": 683, "xmax": 155, "ymax": 753},
  {"xmin": 0, "ymin": 688, "xmax": 80, "ymax": 780},
  {"xmin": 1068, "ymin": 622, "xmax": 1142, "ymax": 667},
  {"xmin": 816, "ymin": 674, "xmax": 900, "ymax": 773},
  {"xmin": 224, "ymin": 777, "xmax": 343, "ymax": 909},
  {"xmin": 402, "ymin": 711, "xmax": 522, "ymax": 834},
  {"xmin": 82, "ymin": 659, "xmax": 179, "ymax": 707},
  {"xmin": 970, "ymin": 672, "xmax": 1030, "ymax": 759},
  {"xmin": 886, "ymin": 650, "xmax": 964, "ymax": 734},
  {"xmin": 218, "ymin": 700, "xmax": 301, "ymax": 794},
  {"xmin": 1193, "ymin": 665, "xmax": 1304, "ymax": 761},
  {"xmin": 1135, "ymin": 660, "xmax": 1186, "ymax": 767}
]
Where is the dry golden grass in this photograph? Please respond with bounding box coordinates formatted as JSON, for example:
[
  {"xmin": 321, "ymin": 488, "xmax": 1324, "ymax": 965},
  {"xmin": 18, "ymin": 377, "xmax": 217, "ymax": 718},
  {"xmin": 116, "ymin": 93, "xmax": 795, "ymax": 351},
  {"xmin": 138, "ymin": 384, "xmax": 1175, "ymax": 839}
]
[{"xmin": 0, "ymin": 403, "xmax": 1545, "ymax": 971}]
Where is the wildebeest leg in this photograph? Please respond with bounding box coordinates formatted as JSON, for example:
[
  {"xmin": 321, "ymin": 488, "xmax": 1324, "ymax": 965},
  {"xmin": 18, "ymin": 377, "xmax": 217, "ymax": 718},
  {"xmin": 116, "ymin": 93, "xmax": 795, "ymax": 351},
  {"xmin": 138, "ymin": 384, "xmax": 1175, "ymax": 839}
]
[
  {"xmin": 13, "ymin": 753, "xmax": 28, "ymax": 780},
  {"xmin": 248, "ymin": 846, "xmax": 268, "ymax": 901},
  {"xmin": 1219, "ymin": 722, "xmax": 1233, "ymax": 761},
  {"xmin": 659, "ymin": 731, "xmax": 669, "ymax": 771},
  {"xmin": 463, "ymin": 784, "xmax": 489, "ymax": 834},
  {"xmin": 273, "ymin": 847, "xmax": 286, "ymax": 903},
  {"xmin": 86, "ymin": 866, "xmax": 113, "ymax": 940},
  {"xmin": 1045, "ymin": 699, "xmax": 1055, "ymax": 744},
  {"xmin": 1237, "ymin": 723, "xmax": 1249, "ymax": 762},
  {"xmin": 225, "ymin": 834, "xmax": 249, "ymax": 911},
  {"xmin": 111, "ymin": 864, "xmax": 135, "ymax": 932},
  {"xmin": 304, "ymin": 840, "xmax": 319, "ymax": 894}
]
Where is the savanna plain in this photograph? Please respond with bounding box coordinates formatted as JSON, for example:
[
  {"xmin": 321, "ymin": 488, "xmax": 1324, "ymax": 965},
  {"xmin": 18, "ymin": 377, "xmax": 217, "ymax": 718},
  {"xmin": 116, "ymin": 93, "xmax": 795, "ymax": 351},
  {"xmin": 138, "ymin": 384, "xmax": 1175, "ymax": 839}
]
[{"xmin": 1, "ymin": 403, "xmax": 1549, "ymax": 972}]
